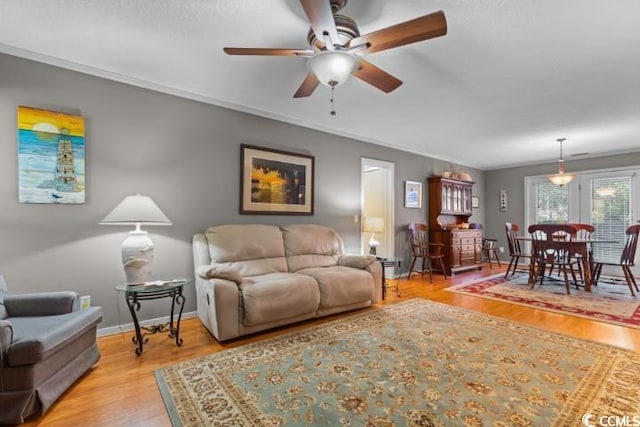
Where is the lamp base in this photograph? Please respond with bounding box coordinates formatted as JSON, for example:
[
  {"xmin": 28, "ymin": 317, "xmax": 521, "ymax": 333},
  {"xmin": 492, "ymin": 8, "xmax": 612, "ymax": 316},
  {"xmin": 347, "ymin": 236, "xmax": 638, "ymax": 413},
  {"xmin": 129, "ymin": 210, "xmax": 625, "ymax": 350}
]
[
  {"xmin": 121, "ymin": 230, "xmax": 154, "ymax": 283},
  {"xmin": 368, "ymin": 233, "xmax": 380, "ymax": 256}
]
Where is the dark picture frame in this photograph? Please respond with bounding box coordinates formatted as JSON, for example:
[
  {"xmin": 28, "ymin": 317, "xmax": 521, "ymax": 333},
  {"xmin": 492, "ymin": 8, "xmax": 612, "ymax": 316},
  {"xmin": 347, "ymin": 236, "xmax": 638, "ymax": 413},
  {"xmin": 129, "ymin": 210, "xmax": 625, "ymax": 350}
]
[
  {"xmin": 404, "ymin": 180, "xmax": 423, "ymax": 208},
  {"xmin": 240, "ymin": 144, "xmax": 314, "ymax": 215}
]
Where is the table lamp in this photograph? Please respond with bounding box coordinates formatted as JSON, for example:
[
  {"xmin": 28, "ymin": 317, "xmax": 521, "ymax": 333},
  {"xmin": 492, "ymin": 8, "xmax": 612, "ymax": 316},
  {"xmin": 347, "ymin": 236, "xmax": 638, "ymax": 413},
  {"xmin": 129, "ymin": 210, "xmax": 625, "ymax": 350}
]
[
  {"xmin": 363, "ymin": 216, "xmax": 384, "ymax": 255},
  {"xmin": 100, "ymin": 194, "xmax": 171, "ymax": 284}
]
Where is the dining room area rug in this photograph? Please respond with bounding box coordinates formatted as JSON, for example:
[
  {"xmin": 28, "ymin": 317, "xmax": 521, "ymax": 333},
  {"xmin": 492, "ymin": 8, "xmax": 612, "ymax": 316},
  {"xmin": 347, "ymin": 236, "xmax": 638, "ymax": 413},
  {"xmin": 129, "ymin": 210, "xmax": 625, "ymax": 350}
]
[
  {"xmin": 155, "ymin": 299, "xmax": 640, "ymax": 426},
  {"xmin": 446, "ymin": 273, "xmax": 640, "ymax": 329}
]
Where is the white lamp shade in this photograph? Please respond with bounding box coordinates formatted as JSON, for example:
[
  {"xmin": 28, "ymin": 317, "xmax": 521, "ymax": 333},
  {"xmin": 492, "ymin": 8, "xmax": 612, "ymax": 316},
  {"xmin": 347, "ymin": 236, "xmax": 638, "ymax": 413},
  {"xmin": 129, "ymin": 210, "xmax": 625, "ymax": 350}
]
[
  {"xmin": 363, "ymin": 216, "xmax": 385, "ymax": 233},
  {"xmin": 308, "ymin": 51, "xmax": 359, "ymax": 87},
  {"xmin": 548, "ymin": 173, "xmax": 574, "ymax": 186},
  {"xmin": 100, "ymin": 195, "xmax": 171, "ymax": 226}
]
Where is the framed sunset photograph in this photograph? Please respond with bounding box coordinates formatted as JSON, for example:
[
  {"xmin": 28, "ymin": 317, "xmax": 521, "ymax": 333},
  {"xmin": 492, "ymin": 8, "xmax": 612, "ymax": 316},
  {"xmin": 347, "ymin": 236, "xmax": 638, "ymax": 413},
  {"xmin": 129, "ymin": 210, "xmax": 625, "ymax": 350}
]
[{"xmin": 240, "ymin": 144, "xmax": 314, "ymax": 215}]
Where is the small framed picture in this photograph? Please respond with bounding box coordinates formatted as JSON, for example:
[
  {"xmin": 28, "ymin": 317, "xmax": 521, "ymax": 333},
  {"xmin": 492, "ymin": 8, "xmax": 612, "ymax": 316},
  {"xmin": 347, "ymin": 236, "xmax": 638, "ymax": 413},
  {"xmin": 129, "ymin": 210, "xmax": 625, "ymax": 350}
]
[
  {"xmin": 499, "ymin": 189, "xmax": 508, "ymax": 212},
  {"xmin": 404, "ymin": 180, "xmax": 422, "ymax": 208},
  {"xmin": 472, "ymin": 196, "xmax": 479, "ymax": 209}
]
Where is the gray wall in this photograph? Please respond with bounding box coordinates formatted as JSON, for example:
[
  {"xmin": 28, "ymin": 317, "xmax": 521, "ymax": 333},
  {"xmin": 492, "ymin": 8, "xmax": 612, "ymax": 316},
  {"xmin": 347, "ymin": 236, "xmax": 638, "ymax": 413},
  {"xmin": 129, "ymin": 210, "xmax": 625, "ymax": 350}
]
[
  {"xmin": 484, "ymin": 152, "xmax": 640, "ymax": 252},
  {"xmin": 0, "ymin": 53, "xmax": 484, "ymax": 329}
]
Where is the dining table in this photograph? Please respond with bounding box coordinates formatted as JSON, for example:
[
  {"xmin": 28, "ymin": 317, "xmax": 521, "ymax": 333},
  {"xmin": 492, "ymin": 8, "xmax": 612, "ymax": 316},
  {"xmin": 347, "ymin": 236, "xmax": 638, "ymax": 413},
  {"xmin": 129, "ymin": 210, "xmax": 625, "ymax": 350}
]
[{"xmin": 516, "ymin": 235, "xmax": 618, "ymax": 292}]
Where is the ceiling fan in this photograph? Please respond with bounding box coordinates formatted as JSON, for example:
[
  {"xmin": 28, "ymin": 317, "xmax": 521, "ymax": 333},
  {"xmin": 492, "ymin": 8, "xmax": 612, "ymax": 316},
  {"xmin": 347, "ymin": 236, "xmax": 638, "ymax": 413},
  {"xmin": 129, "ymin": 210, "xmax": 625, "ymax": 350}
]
[{"xmin": 224, "ymin": 0, "xmax": 447, "ymax": 107}]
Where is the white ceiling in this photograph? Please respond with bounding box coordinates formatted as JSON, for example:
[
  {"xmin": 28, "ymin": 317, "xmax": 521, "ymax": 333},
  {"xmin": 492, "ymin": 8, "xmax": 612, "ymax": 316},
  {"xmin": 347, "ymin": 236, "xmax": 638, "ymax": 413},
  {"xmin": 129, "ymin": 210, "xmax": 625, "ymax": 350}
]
[{"xmin": 2, "ymin": 0, "xmax": 639, "ymax": 170}]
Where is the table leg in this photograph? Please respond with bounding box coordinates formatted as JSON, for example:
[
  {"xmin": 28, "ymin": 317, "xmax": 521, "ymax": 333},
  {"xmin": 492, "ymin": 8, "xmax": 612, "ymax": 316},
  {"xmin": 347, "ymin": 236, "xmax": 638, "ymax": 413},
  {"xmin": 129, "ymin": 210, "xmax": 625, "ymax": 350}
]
[
  {"xmin": 381, "ymin": 261, "xmax": 387, "ymax": 300},
  {"xmin": 169, "ymin": 290, "xmax": 185, "ymax": 346},
  {"xmin": 528, "ymin": 257, "xmax": 537, "ymax": 284},
  {"xmin": 125, "ymin": 294, "xmax": 145, "ymax": 356},
  {"xmin": 579, "ymin": 246, "xmax": 592, "ymax": 292}
]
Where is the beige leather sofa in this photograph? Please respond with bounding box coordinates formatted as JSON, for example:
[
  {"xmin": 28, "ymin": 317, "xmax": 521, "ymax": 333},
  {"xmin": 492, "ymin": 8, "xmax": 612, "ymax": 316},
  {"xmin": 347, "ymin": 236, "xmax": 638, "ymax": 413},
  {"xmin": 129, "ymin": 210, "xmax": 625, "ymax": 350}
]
[{"xmin": 193, "ymin": 224, "xmax": 382, "ymax": 341}]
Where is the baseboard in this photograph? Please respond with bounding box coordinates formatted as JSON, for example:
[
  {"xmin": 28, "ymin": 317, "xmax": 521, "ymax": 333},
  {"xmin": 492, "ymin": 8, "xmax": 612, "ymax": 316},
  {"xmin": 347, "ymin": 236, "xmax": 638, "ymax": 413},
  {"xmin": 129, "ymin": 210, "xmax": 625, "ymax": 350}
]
[{"xmin": 98, "ymin": 311, "xmax": 198, "ymax": 337}]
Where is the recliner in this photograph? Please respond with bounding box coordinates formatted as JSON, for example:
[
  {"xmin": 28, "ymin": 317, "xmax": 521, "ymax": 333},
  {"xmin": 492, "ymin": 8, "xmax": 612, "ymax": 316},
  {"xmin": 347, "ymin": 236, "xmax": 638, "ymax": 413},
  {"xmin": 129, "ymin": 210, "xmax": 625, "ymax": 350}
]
[{"xmin": 0, "ymin": 276, "xmax": 102, "ymax": 424}]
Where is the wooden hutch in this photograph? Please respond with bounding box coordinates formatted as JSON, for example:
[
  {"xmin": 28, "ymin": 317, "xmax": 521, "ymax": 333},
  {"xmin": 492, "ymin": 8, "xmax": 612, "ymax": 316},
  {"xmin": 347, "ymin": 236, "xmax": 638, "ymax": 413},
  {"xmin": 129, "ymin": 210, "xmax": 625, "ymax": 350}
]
[{"xmin": 427, "ymin": 176, "xmax": 483, "ymax": 275}]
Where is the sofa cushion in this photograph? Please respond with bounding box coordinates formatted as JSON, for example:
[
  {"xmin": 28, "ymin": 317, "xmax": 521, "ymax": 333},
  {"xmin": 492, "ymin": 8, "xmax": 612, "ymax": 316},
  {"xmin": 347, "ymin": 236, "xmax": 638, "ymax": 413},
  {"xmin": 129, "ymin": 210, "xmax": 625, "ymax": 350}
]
[
  {"xmin": 281, "ymin": 224, "xmax": 344, "ymax": 272},
  {"xmin": 239, "ymin": 273, "xmax": 320, "ymax": 326},
  {"xmin": 297, "ymin": 266, "xmax": 375, "ymax": 309},
  {"xmin": 7, "ymin": 307, "xmax": 103, "ymax": 366},
  {"xmin": 205, "ymin": 224, "xmax": 288, "ymax": 276}
]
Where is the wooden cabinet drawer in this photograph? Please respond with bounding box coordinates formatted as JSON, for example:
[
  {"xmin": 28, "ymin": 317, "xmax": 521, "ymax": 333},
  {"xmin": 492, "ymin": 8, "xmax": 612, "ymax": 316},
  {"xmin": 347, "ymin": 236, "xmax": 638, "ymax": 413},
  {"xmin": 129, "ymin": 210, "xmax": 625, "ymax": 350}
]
[{"xmin": 460, "ymin": 257, "xmax": 477, "ymax": 266}]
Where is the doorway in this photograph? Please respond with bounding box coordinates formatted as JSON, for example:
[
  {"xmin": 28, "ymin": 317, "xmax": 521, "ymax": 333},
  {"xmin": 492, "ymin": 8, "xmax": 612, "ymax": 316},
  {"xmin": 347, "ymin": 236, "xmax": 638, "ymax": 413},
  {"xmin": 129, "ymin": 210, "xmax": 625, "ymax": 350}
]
[{"xmin": 361, "ymin": 158, "xmax": 395, "ymax": 257}]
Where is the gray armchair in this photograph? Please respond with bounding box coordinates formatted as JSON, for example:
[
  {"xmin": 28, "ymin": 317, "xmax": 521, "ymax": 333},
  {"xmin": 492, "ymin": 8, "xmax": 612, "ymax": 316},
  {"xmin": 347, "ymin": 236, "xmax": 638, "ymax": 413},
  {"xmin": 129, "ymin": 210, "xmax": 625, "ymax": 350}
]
[{"xmin": 0, "ymin": 279, "xmax": 103, "ymax": 424}]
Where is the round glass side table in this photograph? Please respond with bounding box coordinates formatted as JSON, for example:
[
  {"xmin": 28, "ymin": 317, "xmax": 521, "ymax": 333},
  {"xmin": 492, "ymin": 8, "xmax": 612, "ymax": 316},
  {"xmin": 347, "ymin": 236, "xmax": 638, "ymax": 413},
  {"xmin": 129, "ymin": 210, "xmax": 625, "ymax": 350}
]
[{"xmin": 115, "ymin": 279, "xmax": 192, "ymax": 356}]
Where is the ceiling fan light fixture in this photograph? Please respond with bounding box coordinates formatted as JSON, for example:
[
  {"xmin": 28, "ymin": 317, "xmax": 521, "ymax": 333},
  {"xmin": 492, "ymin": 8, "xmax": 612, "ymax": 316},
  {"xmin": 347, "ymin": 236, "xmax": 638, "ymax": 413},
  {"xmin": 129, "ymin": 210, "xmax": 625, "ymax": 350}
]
[
  {"xmin": 548, "ymin": 137, "xmax": 574, "ymax": 186},
  {"xmin": 308, "ymin": 50, "xmax": 359, "ymax": 87}
]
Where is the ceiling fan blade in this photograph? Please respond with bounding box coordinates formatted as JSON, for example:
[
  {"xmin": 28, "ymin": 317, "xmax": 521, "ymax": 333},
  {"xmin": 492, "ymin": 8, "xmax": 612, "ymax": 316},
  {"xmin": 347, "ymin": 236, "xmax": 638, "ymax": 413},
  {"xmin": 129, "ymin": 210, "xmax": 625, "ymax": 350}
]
[
  {"xmin": 293, "ymin": 73, "xmax": 320, "ymax": 98},
  {"xmin": 353, "ymin": 59, "xmax": 403, "ymax": 93},
  {"xmin": 349, "ymin": 10, "xmax": 447, "ymax": 55},
  {"xmin": 299, "ymin": 0, "xmax": 340, "ymax": 47},
  {"xmin": 224, "ymin": 47, "xmax": 314, "ymax": 57}
]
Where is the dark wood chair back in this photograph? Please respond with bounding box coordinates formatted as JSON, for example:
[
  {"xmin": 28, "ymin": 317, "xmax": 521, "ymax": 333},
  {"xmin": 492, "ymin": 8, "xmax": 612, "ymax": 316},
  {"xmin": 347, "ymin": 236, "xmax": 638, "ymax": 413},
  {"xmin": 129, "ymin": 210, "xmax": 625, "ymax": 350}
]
[
  {"xmin": 407, "ymin": 223, "xmax": 446, "ymax": 282},
  {"xmin": 592, "ymin": 224, "xmax": 640, "ymax": 296},
  {"xmin": 505, "ymin": 223, "xmax": 524, "ymax": 256},
  {"xmin": 571, "ymin": 223, "xmax": 596, "ymax": 240},
  {"xmin": 528, "ymin": 224, "xmax": 580, "ymax": 294},
  {"xmin": 504, "ymin": 222, "xmax": 531, "ymax": 278},
  {"xmin": 409, "ymin": 223, "xmax": 429, "ymax": 257},
  {"xmin": 620, "ymin": 224, "xmax": 640, "ymax": 266},
  {"xmin": 528, "ymin": 224, "xmax": 577, "ymax": 243}
]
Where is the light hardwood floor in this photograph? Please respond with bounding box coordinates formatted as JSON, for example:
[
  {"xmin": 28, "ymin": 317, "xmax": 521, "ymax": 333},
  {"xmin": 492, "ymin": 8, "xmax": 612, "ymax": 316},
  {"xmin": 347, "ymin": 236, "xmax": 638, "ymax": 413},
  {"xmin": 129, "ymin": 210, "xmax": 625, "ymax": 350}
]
[{"xmin": 22, "ymin": 263, "xmax": 640, "ymax": 426}]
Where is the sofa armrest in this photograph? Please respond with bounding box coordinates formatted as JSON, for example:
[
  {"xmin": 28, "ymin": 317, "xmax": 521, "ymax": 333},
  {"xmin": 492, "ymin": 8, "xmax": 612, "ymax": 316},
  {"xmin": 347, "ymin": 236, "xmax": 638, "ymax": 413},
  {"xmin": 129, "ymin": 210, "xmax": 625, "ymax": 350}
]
[
  {"xmin": 4, "ymin": 291, "xmax": 78, "ymax": 317},
  {"xmin": 0, "ymin": 319, "xmax": 12, "ymax": 359},
  {"xmin": 337, "ymin": 255, "xmax": 382, "ymax": 303},
  {"xmin": 364, "ymin": 261, "xmax": 383, "ymax": 303},
  {"xmin": 195, "ymin": 276, "xmax": 241, "ymax": 341},
  {"xmin": 196, "ymin": 264, "xmax": 243, "ymax": 284},
  {"xmin": 337, "ymin": 254, "xmax": 377, "ymax": 269}
]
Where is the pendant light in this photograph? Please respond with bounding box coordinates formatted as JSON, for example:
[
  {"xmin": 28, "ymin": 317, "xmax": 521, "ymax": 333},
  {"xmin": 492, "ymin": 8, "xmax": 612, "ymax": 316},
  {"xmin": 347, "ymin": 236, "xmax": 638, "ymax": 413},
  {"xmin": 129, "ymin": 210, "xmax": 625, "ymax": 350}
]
[{"xmin": 548, "ymin": 138, "xmax": 574, "ymax": 186}]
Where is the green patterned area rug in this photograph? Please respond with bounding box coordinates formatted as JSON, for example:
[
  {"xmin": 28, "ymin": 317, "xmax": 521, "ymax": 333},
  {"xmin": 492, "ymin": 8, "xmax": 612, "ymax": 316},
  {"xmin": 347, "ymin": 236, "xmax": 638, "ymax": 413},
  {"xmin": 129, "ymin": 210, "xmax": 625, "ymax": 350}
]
[{"xmin": 155, "ymin": 299, "xmax": 640, "ymax": 426}]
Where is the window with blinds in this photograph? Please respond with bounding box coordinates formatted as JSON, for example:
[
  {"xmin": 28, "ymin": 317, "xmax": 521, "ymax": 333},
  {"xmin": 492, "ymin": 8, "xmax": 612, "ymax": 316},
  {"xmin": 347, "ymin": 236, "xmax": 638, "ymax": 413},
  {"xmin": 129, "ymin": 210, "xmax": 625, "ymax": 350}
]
[
  {"xmin": 526, "ymin": 169, "xmax": 638, "ymax": 267},
  {"xmin": 590, "ymin": 176, "xmax": 631, "ymax": 262},
  {"xmin": 535, "ymin": 181, "xmax": 569, "ymax": 224}
]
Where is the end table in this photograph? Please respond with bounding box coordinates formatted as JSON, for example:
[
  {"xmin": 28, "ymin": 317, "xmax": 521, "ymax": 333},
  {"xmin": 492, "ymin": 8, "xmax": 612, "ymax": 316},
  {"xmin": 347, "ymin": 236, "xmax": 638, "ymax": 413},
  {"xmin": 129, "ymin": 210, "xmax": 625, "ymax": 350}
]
[
  {"xmin": 379, "ymin": 257, "xmax": 402, "ymax": 300},
  {"xmin": 115, "ymin": 279, "xmax": 192, "ymax": 355}
]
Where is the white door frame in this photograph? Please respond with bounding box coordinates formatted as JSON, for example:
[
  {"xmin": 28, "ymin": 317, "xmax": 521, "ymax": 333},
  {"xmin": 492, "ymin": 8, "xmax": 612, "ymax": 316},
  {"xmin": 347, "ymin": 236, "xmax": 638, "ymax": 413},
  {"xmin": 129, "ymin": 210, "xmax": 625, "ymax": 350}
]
[{"xmin": 361, "ymin": 158, "xmax": 395, "ymax": 257}]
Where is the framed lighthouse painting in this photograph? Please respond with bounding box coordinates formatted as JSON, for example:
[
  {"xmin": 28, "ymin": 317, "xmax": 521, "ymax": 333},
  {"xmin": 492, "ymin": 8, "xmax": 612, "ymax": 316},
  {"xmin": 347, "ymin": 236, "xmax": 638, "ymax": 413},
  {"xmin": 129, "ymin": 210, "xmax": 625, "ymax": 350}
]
[{"xmin": 17, "ymin": 106, "xmax": 85, "ymax": 204}]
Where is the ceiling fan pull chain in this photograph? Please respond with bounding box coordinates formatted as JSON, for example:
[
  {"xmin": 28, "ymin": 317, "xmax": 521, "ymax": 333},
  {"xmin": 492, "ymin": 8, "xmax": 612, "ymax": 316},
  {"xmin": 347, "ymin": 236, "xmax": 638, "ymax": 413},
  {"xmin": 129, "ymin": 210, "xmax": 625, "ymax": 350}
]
[{"xmin": 330, "ymin": 85, "xmax": 336, "ymax": 116}]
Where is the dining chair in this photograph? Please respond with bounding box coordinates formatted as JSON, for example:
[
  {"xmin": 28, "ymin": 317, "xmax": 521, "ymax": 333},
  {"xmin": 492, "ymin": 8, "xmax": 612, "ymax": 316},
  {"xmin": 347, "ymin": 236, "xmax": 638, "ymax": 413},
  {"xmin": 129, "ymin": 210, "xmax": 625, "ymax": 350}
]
[
  {"xmin": 408, "ymin": 223, "xmax": 447, "ymax": 283},
  {"xmin": 528, "ymin": 224, "xmax": 580, "ymax": 294},
  {"xmin": 482, "ymin": 237, "xmax": 501, "ymax": 269},
  {"xmin": 504, "ymin": 223, "xmax": 532, "ymax": 278},
  {"xmin": 592, "ymin": 224, "xmax": 640, "ymax": 296},
  {"xmin": 569, "ymin": 223, "xmax": 596, "ymax": 282}
]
